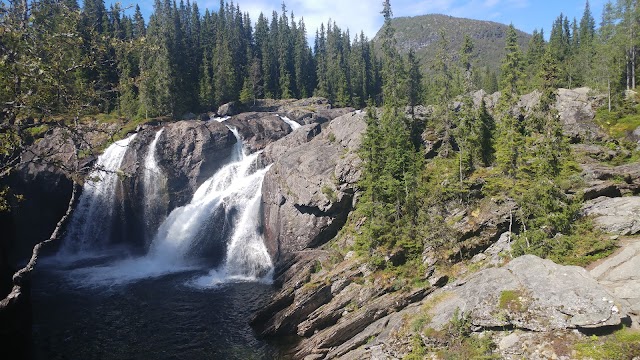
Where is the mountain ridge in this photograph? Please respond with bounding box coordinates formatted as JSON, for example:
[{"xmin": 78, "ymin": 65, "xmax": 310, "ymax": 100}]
[{"xmin": 375, "ymin": 13, "xmax": 532, "ymax": 74}]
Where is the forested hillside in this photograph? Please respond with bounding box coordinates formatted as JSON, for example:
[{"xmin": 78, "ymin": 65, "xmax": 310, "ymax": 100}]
[{"xmin": 375, "ymin": 14, "xmax": 530, "ymax": 87}]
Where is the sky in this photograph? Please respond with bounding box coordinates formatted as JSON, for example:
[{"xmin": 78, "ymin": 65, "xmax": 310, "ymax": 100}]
[{"xmin": 121, "ymin": 0, "xmax": 609, "ymax": 42}]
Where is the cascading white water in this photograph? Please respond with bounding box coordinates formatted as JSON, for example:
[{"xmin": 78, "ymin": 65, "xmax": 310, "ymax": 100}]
[
  {"xmin": 149, "ymin": 128, "xmax": 258, "ymax": 264},
  {"xmin": 142, "ymin": 129, "xmax": 167, "ymax": 242},
  {"xmin": 60, "ymin": 134, "xmax": 137, "ymax": 254},
  {"xmin": 279, "ymin": 115, "xmax": 301, "ymax": 131},
  {"xmin": 212, "ymin": 115, "xmax": 231, "ymax": 122},
  {"xmin": 150, "ymin": 126, "xmax": 273, "ymax": 280}
]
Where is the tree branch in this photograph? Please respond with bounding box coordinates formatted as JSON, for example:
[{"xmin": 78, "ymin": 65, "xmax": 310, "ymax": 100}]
[{"xmin": 0, "ymin": 182, "xmax": 79, "ymax": 310}]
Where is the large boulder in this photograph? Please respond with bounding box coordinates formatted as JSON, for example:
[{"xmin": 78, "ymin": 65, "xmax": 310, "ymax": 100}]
[
  {"xmin": 226, "ymin": 112, "xmax": 292, "ymax": 152},
  {"xmin": 426, "ymin": 255, "xmax": 626, "ymax": 332},
  {"xmin": 260, "ymin": 123, "xmax": 322, "ymax": 166},
  {"xmin": 556, "ymin": 87, "xmax": 606, "ymax": 142},
  {"xmin": 582, "ymin": 196, "xmax": 640, "ymax": 235},
  {"xmin": 154, "ymin": 120, "xmax": 236, "ymax": 209},
  {"xmin": 261, "ymin": 111, "xmax": 366, "ymax": 262}
]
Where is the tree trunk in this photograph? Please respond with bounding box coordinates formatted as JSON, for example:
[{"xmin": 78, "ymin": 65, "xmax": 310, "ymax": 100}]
[
  {"xmin": 633, "ymin": 46, "xmax": 637, "ymax": 90},
  {"xmin": 608, "ymin": 78, "xmax": 612, "ymax": 112}
]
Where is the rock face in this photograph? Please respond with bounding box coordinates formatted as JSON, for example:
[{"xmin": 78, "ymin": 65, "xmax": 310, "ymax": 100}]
[
  {"xmin": 1, "ymin": 120, "xmax": 124, "ymax": 265},
  {"xmin": 580, "ymin": 160, "xmax": 640, "ymax": 199},
  {"xmin": 426, "ymin": 255, "xmax": 625, "ymax": 332},
  {"xmin": 261, "ymin": 111, "xmax": 366, "ymax": 261},
  {"xmin": 555, "ymin": 87, "xmax": 606, "ymax": 142},
  {"xmin": 447, "ymin": 198, "xmax": 517, "ymax": 260},
  {"xmin": 251, "ymin": 249, "xmax": 433, "ymax": 359},
  {"xmin": 474, "ymin": 87, "xmax": 605, "ymax": 141},
  {"xmin": 591, "ymin": 239, "xmax": 640, "ymax": 326},
  {"xmin": 156, "ymin": 120, "xmax": 236, "ymax": 207},
  {"xmin": 582, "ymin": 196, "xmax": 640, "ymax": 235}
]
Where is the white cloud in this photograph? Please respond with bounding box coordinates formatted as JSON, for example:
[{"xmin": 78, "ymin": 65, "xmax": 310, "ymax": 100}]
[{"xmin": 231, "ymin": 0, "xmax": 383, "ymax": 42}]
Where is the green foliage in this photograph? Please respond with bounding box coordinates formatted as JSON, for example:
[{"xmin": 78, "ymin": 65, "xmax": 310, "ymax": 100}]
[
  {"xmin": 595, "ymin": 102, "xmax": 640, "ymax": 139},
  {"xmin": 574, "ymin": 328, "xmax": 640, "ymax": 360},
  {"xmin": 321, "ymin": 185, "xmax": 337, "ymax": 203}
]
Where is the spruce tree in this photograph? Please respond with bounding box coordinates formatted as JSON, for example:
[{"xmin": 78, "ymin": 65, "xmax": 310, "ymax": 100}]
[{"xmin": 495, "ymin": 24, "xmax": 525, "ymax": 178}]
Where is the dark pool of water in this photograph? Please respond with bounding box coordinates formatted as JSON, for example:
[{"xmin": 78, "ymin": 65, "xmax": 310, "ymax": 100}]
[{"xmin": 30, "ymin": 258, "xmax": 284, "ymax": 360}]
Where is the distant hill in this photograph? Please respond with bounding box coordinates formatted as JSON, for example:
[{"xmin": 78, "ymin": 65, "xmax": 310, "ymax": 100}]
[{"xmin": 375, "ymin": 14, "xmax": 531, "ymax": 74}]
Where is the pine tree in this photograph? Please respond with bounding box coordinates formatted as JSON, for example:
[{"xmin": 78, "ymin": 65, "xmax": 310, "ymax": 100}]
[
  {"xmin": 525, "ymin": 29, "xmax": 546, "ymax": 91},
  {"xmin": 534, "ymin": 48, "xmax": 568, "ymax": 177},
  {"xmin": 495, "ymin": 24, "xmax": 525, "ymax": 178}
]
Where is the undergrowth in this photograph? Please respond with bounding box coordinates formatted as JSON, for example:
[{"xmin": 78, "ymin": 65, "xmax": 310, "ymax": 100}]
[{"xmin": 574, "ymin": 327, "xmax": 640, "ymax": 360}]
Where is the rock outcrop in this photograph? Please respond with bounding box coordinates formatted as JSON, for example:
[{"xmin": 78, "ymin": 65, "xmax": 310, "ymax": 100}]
[
  {"xmin": 582, "ymin": 196, "xmax": 640, "ymax": 235},
  {"xmin": 473, "ymin": 87, "xmax": 606, "ymax": 142},
  {"xmin": 590, "ymin": 238, "xmax": 640, "ymax": 327},
  {"xmin": 426, "ymin": 255, "xmax": 626, "ymax": 332},
  {"xmin": 261, "ymin": 111, "xmax": 366, "ymax": 261},
  {"xmin": 556, "ymin": 87, "xmax": 607, "ymax": 142},
  {"xmin": 115, "ymin": 120, "xmax": 237, "ymax": 248},
  {"xmin": 447, "ymin": 197, "xmax": 517, "ymax": 260},
  {"xmin": 1, "ymin": 121, "xmax": 125, "ymax": 264}
]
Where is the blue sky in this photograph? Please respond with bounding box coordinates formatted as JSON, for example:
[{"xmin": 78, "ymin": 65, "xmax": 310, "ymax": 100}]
[{"xmin": 122, "ymin": 0, "xmax": 607, "ymax": 40}]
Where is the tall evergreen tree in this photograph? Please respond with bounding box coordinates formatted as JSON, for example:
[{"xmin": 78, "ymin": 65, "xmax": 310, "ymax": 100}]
[{"xmin": 495, "ymin": 24, "xmax": 525, "ymax": 178}]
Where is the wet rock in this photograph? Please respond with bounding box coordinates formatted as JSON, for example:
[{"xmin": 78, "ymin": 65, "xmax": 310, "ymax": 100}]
[
  {"xmin": 582, "ymin": 196, "xmax": 640, "ymax": 235},
  {"xmin": 251, "ymin": 250, "xmax": 333, "ymax": 335},
  {"xmin": 156, "ymin": 120, "xmax": 236, "ymax": 208},
  {"xmin": 116, "ymin": 121, "xmax": 236, "ymax": 249}
]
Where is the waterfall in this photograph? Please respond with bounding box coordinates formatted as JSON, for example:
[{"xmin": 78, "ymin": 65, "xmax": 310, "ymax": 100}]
[
  {"xmin": 59, "ymin": 127, "xmax": 273, "ymax": 287},
  {"xmin": 142, "ymin": 129, "xmax": 167, "ymax": 243},
  {"xmin": 149, "ymin": 127, "xmax": 271, "ymax": 276},
  {"xmin": 279, "ymin": 115, "xmax": 301, "ymax": 131},
  {"xmin": 60, "ymin": 134, "xmax": 137, "ymax": 254},
  {"xmin": 212, "ymin": 116, "xmax": 231, "ymax": 122}
]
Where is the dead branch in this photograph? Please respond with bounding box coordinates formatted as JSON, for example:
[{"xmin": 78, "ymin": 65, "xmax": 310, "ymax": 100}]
[{"xmin": 0, "ymin": 182, "xmax": 79, "ymax": 310}]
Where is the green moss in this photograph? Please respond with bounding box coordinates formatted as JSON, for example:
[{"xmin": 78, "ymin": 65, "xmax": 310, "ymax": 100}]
[
  {"xmin": 321, "ymin": 185, "xmax": 337, "ymax": 202},
  {"xmin": 24, "ymin": 124, "xmax": 49, "ymax": 138},
  {"xmin": 406, "ymin": 307, "xmax": 500, "ymax": 360},
  {"xmin": 574, "ymin": 328, "xmax": 640, "ymax": 360},
  {"xmin": 499, "ymin": 289, "xmax": 525, "ymax": 312},
  {"xmin": 327, "ymin": 132, "xmax": 336, "ymax": 143}
]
